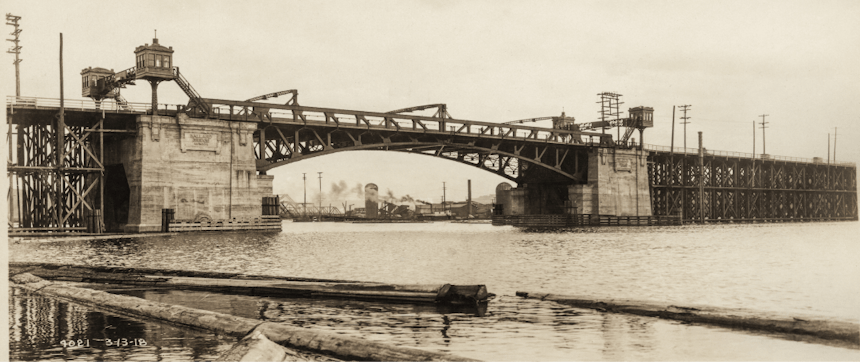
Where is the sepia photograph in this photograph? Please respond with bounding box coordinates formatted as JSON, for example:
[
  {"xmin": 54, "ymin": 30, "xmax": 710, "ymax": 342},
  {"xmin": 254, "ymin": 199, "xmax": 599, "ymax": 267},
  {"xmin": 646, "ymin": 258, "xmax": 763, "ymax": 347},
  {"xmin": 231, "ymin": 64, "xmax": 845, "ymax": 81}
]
[{"xmin": 3, "ymin": 0, "xmax": 859, "ymax": 360}]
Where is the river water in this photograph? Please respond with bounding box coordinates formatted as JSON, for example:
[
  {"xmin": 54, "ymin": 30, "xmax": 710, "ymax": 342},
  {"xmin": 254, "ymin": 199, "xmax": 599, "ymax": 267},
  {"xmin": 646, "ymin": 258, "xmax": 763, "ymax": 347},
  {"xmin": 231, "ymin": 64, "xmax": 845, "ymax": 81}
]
[{"xmin": 9, "ymin": 221, "xmax": 860, "ymax": 360}]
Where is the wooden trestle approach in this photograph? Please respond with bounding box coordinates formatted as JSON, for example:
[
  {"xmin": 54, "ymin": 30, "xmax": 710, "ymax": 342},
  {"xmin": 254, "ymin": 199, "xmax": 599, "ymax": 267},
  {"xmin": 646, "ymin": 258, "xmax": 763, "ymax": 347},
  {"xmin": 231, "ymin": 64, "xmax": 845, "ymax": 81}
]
[{"xmin": 648, "ymin": 149, "xmax": 857, "ymax": 223}]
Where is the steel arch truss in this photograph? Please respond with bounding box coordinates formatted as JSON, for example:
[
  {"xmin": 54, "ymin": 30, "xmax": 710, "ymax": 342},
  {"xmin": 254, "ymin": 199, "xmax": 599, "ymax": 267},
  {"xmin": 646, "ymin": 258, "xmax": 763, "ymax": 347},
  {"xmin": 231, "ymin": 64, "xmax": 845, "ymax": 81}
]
[{"xmin": 253, "ymin": 125, "xmax": 588, "ymax": 184}]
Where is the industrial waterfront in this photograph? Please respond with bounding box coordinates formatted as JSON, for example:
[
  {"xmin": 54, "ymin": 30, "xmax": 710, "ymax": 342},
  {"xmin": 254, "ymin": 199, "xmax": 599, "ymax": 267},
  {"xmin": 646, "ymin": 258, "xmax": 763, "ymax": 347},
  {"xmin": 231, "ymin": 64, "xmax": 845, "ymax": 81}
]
[{"xmin": 9, "ymin": 220, "xmax": 860, "ymax": 360}]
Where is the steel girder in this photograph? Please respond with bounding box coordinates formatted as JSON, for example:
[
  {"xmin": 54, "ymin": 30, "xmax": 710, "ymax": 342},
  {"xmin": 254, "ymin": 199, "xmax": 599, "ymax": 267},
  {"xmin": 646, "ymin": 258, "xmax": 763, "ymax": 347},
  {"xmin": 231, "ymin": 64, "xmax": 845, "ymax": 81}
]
[{"xmin": 648, "ymin": 152, "xmax": 857, "ymax": 223}]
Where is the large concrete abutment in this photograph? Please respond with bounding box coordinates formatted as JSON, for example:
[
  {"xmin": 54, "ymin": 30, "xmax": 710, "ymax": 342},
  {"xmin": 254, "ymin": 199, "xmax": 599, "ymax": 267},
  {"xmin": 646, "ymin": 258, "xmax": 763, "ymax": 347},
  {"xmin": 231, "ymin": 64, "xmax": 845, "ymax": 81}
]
[
  {"xmin": 569, "ymin": 148, "xmax": 651, "ymax": 216},
  {"xmin": 104, "ymin": 114, "xmax": 275, "ymax": 232},
  {"xmin": 496, "ymin": 148, "xmax": 651, "ymax": 217}
]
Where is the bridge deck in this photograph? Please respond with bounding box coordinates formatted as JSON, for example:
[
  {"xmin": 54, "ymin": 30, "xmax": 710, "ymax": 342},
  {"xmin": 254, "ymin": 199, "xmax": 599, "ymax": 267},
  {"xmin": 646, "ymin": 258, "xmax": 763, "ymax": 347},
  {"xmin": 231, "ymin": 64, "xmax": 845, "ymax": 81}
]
[{"xmin": 8, "ymin": 96, "xmax": 855, "ymax": 168}]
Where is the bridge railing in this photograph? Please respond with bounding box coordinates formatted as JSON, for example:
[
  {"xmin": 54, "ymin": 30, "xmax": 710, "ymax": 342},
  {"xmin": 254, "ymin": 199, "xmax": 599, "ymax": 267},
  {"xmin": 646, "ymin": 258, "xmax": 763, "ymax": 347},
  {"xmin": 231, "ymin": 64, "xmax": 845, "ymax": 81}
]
[
  {"xmin": 5, "ymin": 95, "xmax": 180, "ymax": 115},
  {"xmin": 643, "ymin": 143, "xmax": 855, "ymax": 166}
]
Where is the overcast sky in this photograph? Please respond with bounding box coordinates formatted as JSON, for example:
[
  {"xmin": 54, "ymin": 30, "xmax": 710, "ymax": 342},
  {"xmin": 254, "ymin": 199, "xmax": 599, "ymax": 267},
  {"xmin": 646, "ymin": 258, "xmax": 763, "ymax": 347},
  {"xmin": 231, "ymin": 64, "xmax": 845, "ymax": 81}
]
[{"xmin": 4, "ymin": 0, "xmax": 859, "ymax": 207}]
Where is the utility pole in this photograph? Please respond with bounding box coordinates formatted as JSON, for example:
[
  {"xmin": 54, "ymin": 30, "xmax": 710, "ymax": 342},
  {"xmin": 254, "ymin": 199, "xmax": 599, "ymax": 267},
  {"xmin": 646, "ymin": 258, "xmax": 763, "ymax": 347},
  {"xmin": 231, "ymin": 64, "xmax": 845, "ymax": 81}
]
[
  {"xmin": 6, "ymin": 14, "xmax": 22, "ymax": 96},
  {"xmin": 679, "ymin": 105, "xmax": 691, "ymax": 152},
  {"xmin": 667, "ymin": 105, "xmax": 675, "ymax": 217},
  {"xmin": 759, "ymin": 114, "xmax": 769, "ymax": 155},
  {"xmin": 677, "ymin": 105, "xmax": 690, "ymax": 222},
  {"xmin": 698, "ymin": 131, "xmax": 705, "ymax": 224},
  {"xmin": 56, "ymin": 33, "xmax": 65, "ymax": 226},
  {"xmin": 752, "ymin": 121, "xmax": 756, "ymax": 157},
  {"xmin": 833, "ymin": 127, "xmax": 837, "ymax": 162},
  {"xmin": 827, "ymin": 133, "xmax": 830, "ymax": 164},
  {"xmin": 670, "ymin": 106, "xmax": 676, "ymax": 154},
  {"xmin": 751, "ymin": 121, "xmax": 756, "ymax": 189},
  {"xmin": 303, "ymin": 173, "xmax": 306, "ymax": 217},
  {"xmin": 317, "ymin": 172, "xmax": 322, "ymax": 217}
]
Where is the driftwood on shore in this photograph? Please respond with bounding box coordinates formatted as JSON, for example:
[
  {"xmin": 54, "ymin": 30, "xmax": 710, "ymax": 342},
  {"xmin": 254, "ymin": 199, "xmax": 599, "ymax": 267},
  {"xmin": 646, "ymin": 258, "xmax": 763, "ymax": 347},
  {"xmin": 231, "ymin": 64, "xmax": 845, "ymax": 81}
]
[
  {"xmin": 516, "ymin": 291, "xmax": 860, "ymax": 348},
  {"xmin": 10, "ymin": 262, "xmax": 492, "ymax": 306},
  {"xmin": 11, "ymin": 273, "xmax": 478, "ymax": 361}
]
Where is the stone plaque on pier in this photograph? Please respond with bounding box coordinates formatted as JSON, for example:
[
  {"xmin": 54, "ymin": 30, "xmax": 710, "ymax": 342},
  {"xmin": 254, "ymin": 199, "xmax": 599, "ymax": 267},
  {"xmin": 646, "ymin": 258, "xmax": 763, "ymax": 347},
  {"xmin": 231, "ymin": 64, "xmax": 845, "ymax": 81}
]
[{"xmin": 180, "ymin": 131, "xmax": 220, "ymax": 153}]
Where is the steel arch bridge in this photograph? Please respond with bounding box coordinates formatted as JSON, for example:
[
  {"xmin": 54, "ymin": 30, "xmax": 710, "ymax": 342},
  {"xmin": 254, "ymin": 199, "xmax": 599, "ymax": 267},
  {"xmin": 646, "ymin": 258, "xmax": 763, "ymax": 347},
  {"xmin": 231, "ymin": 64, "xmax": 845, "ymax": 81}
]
[{"xmin": 191, "ymin": 98, "xmax": 610, "ymax": 185}]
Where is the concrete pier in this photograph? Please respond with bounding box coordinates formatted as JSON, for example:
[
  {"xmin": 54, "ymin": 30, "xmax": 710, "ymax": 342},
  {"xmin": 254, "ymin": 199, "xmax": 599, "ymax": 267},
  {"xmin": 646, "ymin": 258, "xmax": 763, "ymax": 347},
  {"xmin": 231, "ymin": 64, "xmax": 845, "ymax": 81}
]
[
  {"xmin": 496, "ymin": 148, "xmax": 651, "ymax": 217},
  {"xmin": 569, "ymin": 148, "xmax": 651, "ymax": 216},
  {"xmin": 105, "ymin": 114, "xmax": 275, "ymax": 232}
]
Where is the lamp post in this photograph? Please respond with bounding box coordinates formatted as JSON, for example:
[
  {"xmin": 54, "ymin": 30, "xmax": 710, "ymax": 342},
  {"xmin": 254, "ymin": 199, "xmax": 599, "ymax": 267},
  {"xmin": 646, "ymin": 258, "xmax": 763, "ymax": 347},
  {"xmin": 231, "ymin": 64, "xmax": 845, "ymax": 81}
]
[{"xmin": 318, "ymin": 172, "xmax": 323, "ymax": 217}]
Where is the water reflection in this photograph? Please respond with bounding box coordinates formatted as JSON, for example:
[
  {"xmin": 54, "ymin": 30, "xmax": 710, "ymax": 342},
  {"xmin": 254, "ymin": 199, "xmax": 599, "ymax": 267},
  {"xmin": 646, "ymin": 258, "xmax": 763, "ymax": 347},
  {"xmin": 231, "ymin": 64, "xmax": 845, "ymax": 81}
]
[
  {"xmin": 105, "ymin": 289, "xmax": 860, "ymax": 361},
  {"xmin": 8, "ymin": 288, "xmax": 236, "ymax": 361}
]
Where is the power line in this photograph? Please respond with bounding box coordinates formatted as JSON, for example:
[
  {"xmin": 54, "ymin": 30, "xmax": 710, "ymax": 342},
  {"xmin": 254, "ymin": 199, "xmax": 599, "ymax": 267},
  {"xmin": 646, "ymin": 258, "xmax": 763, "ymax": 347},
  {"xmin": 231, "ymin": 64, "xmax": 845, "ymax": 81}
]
[{"xmin": 692, "ymin": 117, "xmax": 751, "ymax": 124}]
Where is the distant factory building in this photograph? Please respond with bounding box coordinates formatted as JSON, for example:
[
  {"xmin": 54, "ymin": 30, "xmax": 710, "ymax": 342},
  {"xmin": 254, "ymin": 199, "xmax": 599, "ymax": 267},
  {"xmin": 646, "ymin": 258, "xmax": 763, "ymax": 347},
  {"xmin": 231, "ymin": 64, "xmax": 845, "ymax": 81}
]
[{"xmin": 415, "ymin": 201, "xmax": 491, "ymax": 218}]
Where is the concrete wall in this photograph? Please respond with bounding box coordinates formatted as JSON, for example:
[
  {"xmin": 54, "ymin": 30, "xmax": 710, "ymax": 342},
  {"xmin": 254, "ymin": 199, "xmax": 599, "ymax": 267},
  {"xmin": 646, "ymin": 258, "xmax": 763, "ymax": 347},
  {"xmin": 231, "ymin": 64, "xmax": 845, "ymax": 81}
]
[
  {"xmin": 569, "ymin": 148, "xmax": 651, "ymax": 216},
  {"xmin": 495, "ymin": 182, "xmax": 527, "ymax": 216},
  {"xmin": 112, "ymin": 114, "xmax": 272, "ymax": 232},
  {"xmin": 510, "ymin": 188, "xmax": 526, "ymax": 215}
]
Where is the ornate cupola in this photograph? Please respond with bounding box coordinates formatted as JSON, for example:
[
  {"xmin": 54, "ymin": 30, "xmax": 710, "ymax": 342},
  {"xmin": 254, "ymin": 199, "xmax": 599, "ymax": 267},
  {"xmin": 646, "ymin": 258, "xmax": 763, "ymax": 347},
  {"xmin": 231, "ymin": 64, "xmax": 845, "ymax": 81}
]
[{"xmin": 134, "ymin": 34, "xmax": 175, "ymax": 115}]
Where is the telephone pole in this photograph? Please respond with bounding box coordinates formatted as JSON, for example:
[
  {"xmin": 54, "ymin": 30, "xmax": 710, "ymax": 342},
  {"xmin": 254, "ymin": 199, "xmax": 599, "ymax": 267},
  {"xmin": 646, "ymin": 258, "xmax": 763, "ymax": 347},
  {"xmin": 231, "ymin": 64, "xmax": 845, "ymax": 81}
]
[
  {"xmin": 317, "ymin": 172, "xmax": 323, "ymax": 217},
  {"xmin": 302, "ymin": 173, "xmax": 307, "ymax": 217},
  {"xmin": 759, "ymin": 114, "xmax": 769, "ymax": 155},
  {"xmin": 833, "ymin": 127, "xmax": 837, "ymax": 162},
  {"xmin": 752, "ymin": 121, "xmax": 756, "ymax": 157},
  {"xmin": 679, "ymin": 105, "xmax": 691, "ymax": 151},
  {"xmin": 670, "ymin": 106, "xmax": 676, "ymax": 154},
  {"xmin": 6, "ymin": 14, "xmax": 22, "ymax": 96}
]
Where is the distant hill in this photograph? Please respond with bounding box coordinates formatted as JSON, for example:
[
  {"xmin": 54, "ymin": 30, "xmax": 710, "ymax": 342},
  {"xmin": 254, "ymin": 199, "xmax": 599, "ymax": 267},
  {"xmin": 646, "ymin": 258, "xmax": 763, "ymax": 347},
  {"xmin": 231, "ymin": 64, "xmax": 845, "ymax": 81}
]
[{"xmin": 473, "ymin": 194, "xmax": 494, "ymax": 204}]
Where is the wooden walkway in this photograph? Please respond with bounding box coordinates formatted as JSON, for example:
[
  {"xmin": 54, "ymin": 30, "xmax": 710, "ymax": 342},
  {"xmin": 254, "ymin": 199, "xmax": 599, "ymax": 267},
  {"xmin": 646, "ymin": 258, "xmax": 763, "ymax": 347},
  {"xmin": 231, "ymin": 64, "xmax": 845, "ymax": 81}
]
[
  {"xmin": 168, "ymin": 215, "xmax": 282, "ymax": 232},
  {"xmin": 492, "ymin": 214, "xmax": 682, "ymax": 227}
]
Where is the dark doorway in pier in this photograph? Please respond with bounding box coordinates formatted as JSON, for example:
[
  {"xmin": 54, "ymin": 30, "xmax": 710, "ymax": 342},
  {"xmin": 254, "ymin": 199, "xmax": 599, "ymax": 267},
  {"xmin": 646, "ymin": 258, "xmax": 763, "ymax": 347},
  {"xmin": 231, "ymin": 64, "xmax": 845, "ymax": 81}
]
[
  {"xmin": 524, "ymin": 183, "xmax": 569, "ymax": 215},
  {"xmin": 519, "ymin": 162, "xmax": 579, "ymax": 215},
  {"xmin": 104, "ymin": 164, "xmax": 130, "ymax": 232}
]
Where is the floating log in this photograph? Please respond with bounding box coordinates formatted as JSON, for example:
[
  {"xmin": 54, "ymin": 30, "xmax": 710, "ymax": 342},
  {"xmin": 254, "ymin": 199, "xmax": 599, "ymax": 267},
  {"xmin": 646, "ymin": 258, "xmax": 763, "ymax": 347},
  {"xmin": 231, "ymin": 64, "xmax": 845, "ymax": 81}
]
[
  {"xmin": 11, "ymin": 274, "xmax": 476, "ymax": 361},
  {"xmin": 516, "ymin": 291, "xmax": 859, "ymax": 347},
  {"xmin": 10, "ymin": 262, "xmax": 492, "ymax": 305},
  {"xmin": 216, "ymin": 329, "xmax": 296, "ymax": 362}
]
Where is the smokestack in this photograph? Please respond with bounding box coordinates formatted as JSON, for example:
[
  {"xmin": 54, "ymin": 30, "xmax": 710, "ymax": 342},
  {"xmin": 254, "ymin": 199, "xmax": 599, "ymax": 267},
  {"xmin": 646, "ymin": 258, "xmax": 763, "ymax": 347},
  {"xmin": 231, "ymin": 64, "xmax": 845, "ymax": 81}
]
[
  {"xmin": 467, "ymin": 179, "xmax": 472, "ymax": 218},
  {"xmin": 364, "ymin": 183, "xmax": 378, "ymax": 219}
]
